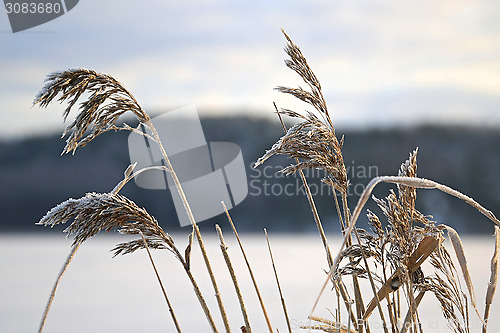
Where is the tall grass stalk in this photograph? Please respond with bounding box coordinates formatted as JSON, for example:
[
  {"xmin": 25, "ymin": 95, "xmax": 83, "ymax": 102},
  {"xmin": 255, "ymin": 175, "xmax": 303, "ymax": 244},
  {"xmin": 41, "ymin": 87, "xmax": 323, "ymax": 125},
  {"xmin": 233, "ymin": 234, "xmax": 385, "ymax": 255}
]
[
  {"xmin": 221, "ymin": 201, "xmax": 274, "ymax": 333},
  {"xmin": 139, "ymin": 231, "xmax": 182, "ymax": 333},
  {"xmin": 258, "ymin": 30, "xmax": 500, "ymax": 333},
  {"xmin": 33, "ymin": 30, "xmax": 500, "ymax": 333},
  {"xmin": 216, "ymin": 225, "xmax": 252, "ymax": 333},
  {"xmin": 264, "ymin": 229, "xmax": 292, "ymax": 333},
  {"xmin": 38, "ymin": 243, "xmax": 80, "ymax": 333},
  {"xmin": 146, "ymin": 120, "xmax": 231, "ymax": 332}
]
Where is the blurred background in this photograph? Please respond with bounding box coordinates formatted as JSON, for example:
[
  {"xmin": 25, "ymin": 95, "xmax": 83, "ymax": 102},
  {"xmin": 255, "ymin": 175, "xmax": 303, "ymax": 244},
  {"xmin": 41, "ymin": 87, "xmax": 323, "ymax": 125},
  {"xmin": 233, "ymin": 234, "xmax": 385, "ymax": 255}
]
[
  {"xmin": 1, "ymin": 0, "xmax": 500, "ymax": 234},
  {"xmin": 1, "ymin": 1, "xmax": 500, "ymax": 332}
]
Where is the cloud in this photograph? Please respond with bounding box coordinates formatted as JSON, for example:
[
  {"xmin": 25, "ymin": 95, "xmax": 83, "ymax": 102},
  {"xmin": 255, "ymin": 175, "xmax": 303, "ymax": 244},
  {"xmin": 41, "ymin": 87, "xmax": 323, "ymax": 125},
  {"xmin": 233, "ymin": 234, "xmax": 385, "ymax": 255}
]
[{"xmin": 1, "ymin": 0, "xmax": 500, "ymax": 139}]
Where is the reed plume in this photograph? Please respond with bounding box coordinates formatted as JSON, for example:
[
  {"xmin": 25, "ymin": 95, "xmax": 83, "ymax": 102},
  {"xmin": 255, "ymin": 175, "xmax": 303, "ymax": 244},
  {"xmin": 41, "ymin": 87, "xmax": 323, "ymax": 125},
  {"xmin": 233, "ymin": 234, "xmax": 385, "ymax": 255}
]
[
  {"xmin": 34, "ymin": 68, "xmax": 149, "ymax": 154},
  {"xmin": 34, "ymin": 68, "xmax": 223, "ymax": 332},
  {"xmin": 255, "ymin": 30, "xmax": 347, "ymax": 193},
  {"xmin": 33, "ymin": 29, "xmax": 500, "ymax": 333},
  {"xmin": 258, "ymin": 30, "xmax": 500, "ymax": 333}
]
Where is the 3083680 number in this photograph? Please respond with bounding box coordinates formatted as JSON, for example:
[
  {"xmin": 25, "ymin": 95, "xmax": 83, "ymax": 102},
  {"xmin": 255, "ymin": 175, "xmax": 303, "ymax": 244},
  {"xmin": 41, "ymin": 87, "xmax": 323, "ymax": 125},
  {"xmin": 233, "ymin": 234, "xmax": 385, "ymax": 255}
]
[{"xmin": 5, "ymin": 2, "xmax": 61, "ymax": 14}]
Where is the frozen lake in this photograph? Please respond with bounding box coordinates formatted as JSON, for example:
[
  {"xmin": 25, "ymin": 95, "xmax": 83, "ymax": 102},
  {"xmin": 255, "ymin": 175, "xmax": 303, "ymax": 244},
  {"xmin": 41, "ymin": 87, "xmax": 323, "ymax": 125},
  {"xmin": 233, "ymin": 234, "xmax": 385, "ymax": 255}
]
[{"xmin": 1, "ymin": 233, "xmax": 499, "ymax": 332}]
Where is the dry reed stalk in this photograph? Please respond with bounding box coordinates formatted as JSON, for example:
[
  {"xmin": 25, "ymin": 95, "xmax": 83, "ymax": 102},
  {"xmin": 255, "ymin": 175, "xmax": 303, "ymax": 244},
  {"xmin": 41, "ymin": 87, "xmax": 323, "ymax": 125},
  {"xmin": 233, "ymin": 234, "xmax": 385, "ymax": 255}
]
[
  {"xmin": 308, "ymin": 315, "xmax": 340, "ymax": 327},
  {"xmin": 112, "ymin": 164, "xmax": 170, "ymax": 194},
  {"xmin": 276, "ymin": 104, "xmax": 359, "ymax": 327},
  {"xmin": 362, "ymin": 236, "xmax": 439, "ymax": 320},
  {"xmin": 36, "ymin": 68, "xmax": 229, "ymax": 332},
  {"xmin": 351, "ymin": 227, "xmax": 389, "ymax": 333},
  {"xmin": 400, "ymin": 291, "xmax": 426, "ymax": 333},
  {"xmin": 332, "ymin": 188, "xmax": 347, "ymax": 235},
  {"xmin": 332, "ymin": 194, "xmax": 360, "ymax": 329},
  {"xmin": 38, "ymin": 243, "xmax": 80, "ymax": 333},
  {"xmin": 145, "ymin": 120, "xmax": 231, "ymax": 332},
  {"xmin": 266, "ymin": 31, "xmax": 385, "ymax": 332},
  {"xmin": 343, "ymin": 193, "xmax": 385, "ymax": 332},
  {"xmin": 265, "ymin": 32, "xmax": 388, "ymax": 333},
  {"xmin": 275, "ymin": 104, "xmax": 333, "ymax": 267},
  {"xmin": 184, "ymin": 231, "xmax": 193, "ymax": 271},
  {"xmin": 352, "ymin": 274, "xmax": 365, "ymax": 333},
  {"xmin": 38, "ymin": 187, "xmax": 220, "ymax": 332},
  {"xmin": 216, "ymin": 225, "xmax": 252, "ymax": 333},
  {"xmin": 38, "ymin": 163, "xmax": 139, "ymax": 333},
  {"xmin": 221, "ymin": 202, "xmax": 273, "ymax": 333},
  {"xmin": 339, "ymin": 279, "xmax": 358, "ymax": 325},
  {"xmin": 33, "ymin": 70, "xmax": 156, "ymax": 327},
  {"xmin": 264, "ymin": 229, "xmax": 292, "ymax": 333},
  {"xmin": 266, "ymin": 32, "xmax": 500, "ymax": 332},
  {"xmin": 276, "ymin": 102, "xmax": 359, "ymax": 327},
  {"xmin": 139, "ymin": 231, "xmax": 182, "ymax": 333},
  {"xmin": 272, "ymin": 45, "xmax": 363, "ymax": 328},
  {"xmin": 385, "ymin": 298, "xmax": 397, "ymax": 333},
  {"xmin": 184, "ymin": 267, "xmax": 219, "ymax": 332},
  {"xmin": 483, "ymin": 227, "xmax": 499, "ymax": 333},
  {"xmin": 301, "ymin": 324, "xmax": 357, "ymax": 333},
  {"xmin": 114, "ymin": 227, "xmax": 220, "ymax": 332},
  {"xmin": 313, "ymin": 175, "xmax": 500, "ymax": 316},
  {"xmin": 395, "ymin": 289, "xmax": 401, "ymax": 325},
  {"xmin": 335, "ymin": 286, "xmax": 342, "ymax": 326},
  {"xmin": 403, "ymin": 281, "xmax": 419, "ymax": 333}
]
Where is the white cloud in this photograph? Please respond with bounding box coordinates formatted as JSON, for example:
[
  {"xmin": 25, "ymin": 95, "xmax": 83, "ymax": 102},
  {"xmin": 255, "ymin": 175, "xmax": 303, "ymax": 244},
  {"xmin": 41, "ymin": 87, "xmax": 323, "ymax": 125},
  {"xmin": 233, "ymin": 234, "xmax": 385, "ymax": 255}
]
[{"xmin": 1, "ymin": 0, "xmax": 500, "ymax": 139}]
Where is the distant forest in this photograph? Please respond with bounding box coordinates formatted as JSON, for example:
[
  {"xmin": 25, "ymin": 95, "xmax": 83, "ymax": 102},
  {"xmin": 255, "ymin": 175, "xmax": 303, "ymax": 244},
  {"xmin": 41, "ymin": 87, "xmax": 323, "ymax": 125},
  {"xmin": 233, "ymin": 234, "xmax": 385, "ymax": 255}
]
[{"xmin": 1, "ymin": 115, "xmax": 500, "ymax": 235}]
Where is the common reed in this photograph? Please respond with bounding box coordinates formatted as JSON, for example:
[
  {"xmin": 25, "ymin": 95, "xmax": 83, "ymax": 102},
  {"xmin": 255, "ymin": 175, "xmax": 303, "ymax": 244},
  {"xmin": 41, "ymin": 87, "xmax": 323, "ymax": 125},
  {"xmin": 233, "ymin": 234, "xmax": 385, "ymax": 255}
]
[
  {"xmin": 256, "ymin": 30, "xmax": 500, "ymax": 333},
  {"xmin": 34, "ymin": 30, "xmax": 499, "ymax": 333}
]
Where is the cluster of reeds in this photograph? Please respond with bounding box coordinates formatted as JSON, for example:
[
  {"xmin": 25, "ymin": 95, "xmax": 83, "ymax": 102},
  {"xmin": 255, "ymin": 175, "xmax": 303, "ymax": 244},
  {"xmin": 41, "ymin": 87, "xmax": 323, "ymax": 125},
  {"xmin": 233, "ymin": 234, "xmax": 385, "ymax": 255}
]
[
  {"xmin": 34, "ymin": 66, "xmax": 292, "ymax": 333},
  {"xmin": 256, "ymin": 30, "xmax": 500, "ymax": 333},
  {"xmin": 34, "ymin": 30, "xmax": 500, "ymax": 333}
]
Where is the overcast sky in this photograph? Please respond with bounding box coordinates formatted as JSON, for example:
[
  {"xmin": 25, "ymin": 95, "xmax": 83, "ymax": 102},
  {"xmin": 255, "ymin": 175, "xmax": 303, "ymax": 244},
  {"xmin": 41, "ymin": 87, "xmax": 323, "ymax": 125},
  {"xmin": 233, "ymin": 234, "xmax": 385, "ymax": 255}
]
[{"xmin": 1, "ymin": 0, "xmax": 500, "ymax": 139}]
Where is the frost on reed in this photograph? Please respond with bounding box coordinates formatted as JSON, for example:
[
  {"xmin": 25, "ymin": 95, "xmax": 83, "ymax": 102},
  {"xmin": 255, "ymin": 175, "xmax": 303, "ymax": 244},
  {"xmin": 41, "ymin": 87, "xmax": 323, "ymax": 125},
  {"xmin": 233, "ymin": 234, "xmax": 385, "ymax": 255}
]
[
  {"xmin": 38, "ymin": 192, "xmax": 168, "ymax": 248},
  {"xmin": 256, "ymin": 30, "xmax": 500, "ymax": 333},
  {"xmin": 33, "ymin": 69, "xmax": 230, "ymax": 333},
  {"xmin": 34, "ymin": 30, "xmax": 500, "ymax": 333},
  {"xmin": 34, "ymin": 68, "xmax": 150, "ymax": 154},
  {"xmin": 254, "ymin": 30, "xmax": 347, "ymax": 193}
]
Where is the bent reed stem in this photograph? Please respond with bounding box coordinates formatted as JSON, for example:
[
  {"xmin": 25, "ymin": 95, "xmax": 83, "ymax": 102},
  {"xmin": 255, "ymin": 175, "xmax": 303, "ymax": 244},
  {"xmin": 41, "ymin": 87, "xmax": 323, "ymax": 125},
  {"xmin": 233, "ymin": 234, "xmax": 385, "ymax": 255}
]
[
  {"xmin": 312, "ymin": 175, "xmax": 500, "ymax": 316},
  {"xmin": 38, "ymin": 166, "xmax": 133, "ymax": 333},
  {"xmin": 146, "ymin": 120, "xmax": 230, "ymax": 333}
]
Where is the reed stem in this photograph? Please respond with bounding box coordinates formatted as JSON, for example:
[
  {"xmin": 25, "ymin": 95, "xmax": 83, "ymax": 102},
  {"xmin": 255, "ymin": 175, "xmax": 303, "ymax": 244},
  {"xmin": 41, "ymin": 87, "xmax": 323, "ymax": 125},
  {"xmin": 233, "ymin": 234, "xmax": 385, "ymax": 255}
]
[
  {"xmin": 264, "ymin": 229, "xmax": 292, "ymax": 333},
  {"xmin": 38, "ymin": 243, "xmax": 80, "ymax": 333},
  {"xmin": 139, "ymin": 232, "xmax": 182, "ymax": 333},
  {"xmin": 222, "ymin": 201, "xmax": 274, "ymax": 333},
  {"xmin": 147, "ymin": 120, "xmax": 230, "ymax": 332},
  {"xmin": 216, "ymin": 225, "xmax": 252, "ymax": 333}
]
